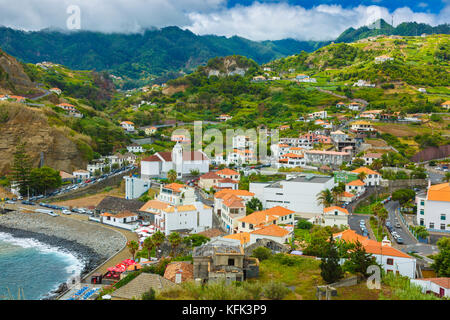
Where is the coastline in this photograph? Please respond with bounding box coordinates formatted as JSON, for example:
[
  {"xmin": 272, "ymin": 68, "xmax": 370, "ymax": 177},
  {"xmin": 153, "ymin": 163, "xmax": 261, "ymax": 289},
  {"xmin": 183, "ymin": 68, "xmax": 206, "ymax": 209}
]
[
  {"xmin": 0, "ymin": 225, "xmax": 104, "ymax": 300},
  {"xmin": 0, "ymin": 211, "xmax": 127, "ymax": 300}
]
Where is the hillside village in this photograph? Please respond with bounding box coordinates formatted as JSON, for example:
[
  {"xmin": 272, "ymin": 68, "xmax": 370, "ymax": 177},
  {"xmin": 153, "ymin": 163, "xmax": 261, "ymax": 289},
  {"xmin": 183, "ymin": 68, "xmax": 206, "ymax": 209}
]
[{"xmin": 0, "ymin": 31, "xmax": 450, "ymax": 301}]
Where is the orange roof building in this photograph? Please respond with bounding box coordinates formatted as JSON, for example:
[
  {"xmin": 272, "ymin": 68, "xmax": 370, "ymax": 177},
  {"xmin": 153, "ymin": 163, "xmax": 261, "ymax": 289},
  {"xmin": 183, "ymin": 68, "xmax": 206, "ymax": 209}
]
[
  {"xmin": 416, "ymin": 182, "xmax": 450, "ymax": 232},
  {"xmin": 332, "ymin": 229, "xmax": 416, "ymax": 277}
]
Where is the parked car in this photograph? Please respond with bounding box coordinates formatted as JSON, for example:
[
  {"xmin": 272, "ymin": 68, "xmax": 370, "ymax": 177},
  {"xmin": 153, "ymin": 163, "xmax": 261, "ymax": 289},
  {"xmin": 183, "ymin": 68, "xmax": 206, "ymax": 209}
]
[
  {"xmin": 396, "ymin": 237, "xmax": 404, "ymax": 244},
  {"xmin": 395, "ymin": 222, "xmax": 401, "ymax": 228},
  {"xmin": 62, "ymin": 210, "xmax": 71, "ymax": 215}
]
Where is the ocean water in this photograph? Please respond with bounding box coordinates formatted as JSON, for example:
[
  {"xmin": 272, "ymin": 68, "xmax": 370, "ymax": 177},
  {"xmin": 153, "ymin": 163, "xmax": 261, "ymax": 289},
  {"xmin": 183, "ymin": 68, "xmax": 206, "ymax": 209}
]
[{"xmin": 0, "ymin": 232, "xmax": 84, "ymax": 300}]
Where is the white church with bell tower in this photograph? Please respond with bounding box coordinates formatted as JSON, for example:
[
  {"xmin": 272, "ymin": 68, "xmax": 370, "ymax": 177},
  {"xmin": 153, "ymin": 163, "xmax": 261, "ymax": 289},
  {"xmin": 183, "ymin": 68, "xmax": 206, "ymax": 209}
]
[{"xmin": 140, "ymin": 142, "xmax": 210, "ymax": 179}]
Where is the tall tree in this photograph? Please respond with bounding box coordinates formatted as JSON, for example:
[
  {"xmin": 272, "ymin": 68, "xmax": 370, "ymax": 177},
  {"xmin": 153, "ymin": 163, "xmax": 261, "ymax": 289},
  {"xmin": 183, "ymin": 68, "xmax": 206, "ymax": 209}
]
[
  {"xmin": 151, "ymin": 231, "xmax": 166, "ymax": 258},
  {"xmin": 168, "ymin": 232, "xmax": 182, "ymax": 258},
  {"xmin": 357, "ymin": 171, "xmax": 367, "ymax": 183},
  {"xmin": 317, "ymin": 189, "xmax": 334, "ymax": 208},
  {"xmin": 246, "ymin": 197, "xmax": 263, "ymax": 215},
  {"xmin": 143, "ymin": 237, "xmax": 155, "ymax": 260},
  {"xmin": 342, "ymin": 240, "xmax": 377, "ymax": 276},
  {"xmin": 167, "ymin": 169, "xmax": 177, "ymax": 183},
  {"xmin": 29, "ymin": 166, "xmax": 62, "ymax": 195},
  {"xmin": 431, "ymin": 237, "xmax": 450, "ymax": 277},
  {"xmin": 9, "ymin": 141, "xmax": 32, "ymax": 196},
  {"xmin": 320, "ymin": 235, "xmax": 344, "ymax": 284},
  {"xmin": 127, "ymin": 240, "xmax": 139, "ymax": 260}
]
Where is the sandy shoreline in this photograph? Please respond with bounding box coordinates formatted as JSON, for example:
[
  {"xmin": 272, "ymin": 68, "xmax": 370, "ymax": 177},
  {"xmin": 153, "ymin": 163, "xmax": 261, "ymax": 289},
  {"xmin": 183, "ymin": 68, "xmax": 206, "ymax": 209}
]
[{"xmin": 0, "ymin": 211, "xmax": 126, "ymax": 299}]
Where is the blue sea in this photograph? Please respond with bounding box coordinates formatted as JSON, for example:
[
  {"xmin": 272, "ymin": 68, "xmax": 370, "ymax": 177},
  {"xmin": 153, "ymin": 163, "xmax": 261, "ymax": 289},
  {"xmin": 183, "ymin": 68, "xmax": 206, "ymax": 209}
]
[{"xmin": 0, "ymin": 232, "xmax": 84, "ymax": 300}]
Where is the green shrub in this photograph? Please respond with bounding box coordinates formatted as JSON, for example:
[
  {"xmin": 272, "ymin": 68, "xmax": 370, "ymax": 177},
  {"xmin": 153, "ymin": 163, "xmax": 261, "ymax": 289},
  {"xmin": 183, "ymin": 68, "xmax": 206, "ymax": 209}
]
[
  {"xmin": 262, "ymin": 281, "xmax": 290, "ymax": 300},
  {"xmin": 252, "ymin": 247, "xmax": 272, "ymax": 261}
]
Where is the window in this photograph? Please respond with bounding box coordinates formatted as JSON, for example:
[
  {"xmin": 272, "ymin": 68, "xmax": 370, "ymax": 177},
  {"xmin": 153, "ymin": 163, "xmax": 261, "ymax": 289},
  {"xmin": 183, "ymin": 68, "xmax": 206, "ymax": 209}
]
[
  {"xmin": 430, "ymin": 222, "xmax": 434, "ymax": 229},
  {"xmin": 242, "ymin": 222, "xmax": 245, "ymax": 228},
  {"xmin": 228, "ymin": 258, "xmax": 235, "ymax": 266},
  {"xmin": 441, "ymin": 224, "xmax": 446, "ymax": 230},
  {"xmin": 441, "ymin": 214, "xmax": 446, "ymax": 221},
  {"xmin": 420, "ymin": 210, "xmax": 424, "ymax": 215},
  {"xmin": 249, "ymin": 224, "xmax": 254, "ymax": 230},
  {"xmin": 420, "ymin": 218, "xmax": 424, "ymax": 226},
  {"xmin": 420, "ymin": 200, "xmax": 424, "ymax": 206},
  {"xmin": 387, "ymin": 258, "xmax": 394, "ymax": 265}
]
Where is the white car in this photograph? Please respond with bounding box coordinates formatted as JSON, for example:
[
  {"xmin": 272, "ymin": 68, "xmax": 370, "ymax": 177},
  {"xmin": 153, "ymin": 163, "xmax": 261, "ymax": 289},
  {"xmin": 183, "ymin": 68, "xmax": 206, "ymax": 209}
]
[{"xmin": 62, "ymin": 209, "xmax": 71, "ymax": 215}]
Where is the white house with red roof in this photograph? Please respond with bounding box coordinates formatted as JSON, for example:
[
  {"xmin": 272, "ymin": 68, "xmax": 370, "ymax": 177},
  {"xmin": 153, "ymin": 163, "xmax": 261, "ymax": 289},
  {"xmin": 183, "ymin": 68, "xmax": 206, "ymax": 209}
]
[
  {"xmin": 237, "ymin": 206, "xmax": 295, "ymax": 234},
  {"xmin": 416, "ymin": 182, "xmax": 450, "ymax": 232},
  {"xmin": 345, "ymin": 179, "xmax": 366, "ymax": 195},
  {"xmin": 120, "ymin": 121, "xmax": 135, "ymax": 132},
  {"xmin": 213, "ymin": 189, "xmax": 255, "ymax": 233},
  {"xmin": 411, "ymin": 278, "xmax": 450, "ymax": 298},
  {"xmin": 333, "ymin": 229, "xmax": 416, "ymax": 278},
  {"xmin": 140, "ymin": 142, "xmax": 210, "ymax": 179},
  {"xmin": 351, "ymin": 167, "xmax": 381, "ymax": 186},
  {"xmin": 315, "ymin": 206, "xmax": 349, "ymax": 227}
]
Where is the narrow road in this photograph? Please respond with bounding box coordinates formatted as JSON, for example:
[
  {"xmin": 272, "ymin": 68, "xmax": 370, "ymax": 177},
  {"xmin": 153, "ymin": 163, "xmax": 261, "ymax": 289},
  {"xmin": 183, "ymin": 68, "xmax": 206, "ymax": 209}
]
[{"xmin": 384, "ymin": 200, "xmax": 416, "ymax": 246}]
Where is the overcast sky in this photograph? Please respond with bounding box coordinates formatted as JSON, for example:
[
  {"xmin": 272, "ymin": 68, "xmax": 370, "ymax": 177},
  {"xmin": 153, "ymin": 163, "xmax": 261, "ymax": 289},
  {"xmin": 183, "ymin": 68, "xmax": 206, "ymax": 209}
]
[{"xmin": 0, "ymin": 0, "xmax": 448, "ymax": 41}]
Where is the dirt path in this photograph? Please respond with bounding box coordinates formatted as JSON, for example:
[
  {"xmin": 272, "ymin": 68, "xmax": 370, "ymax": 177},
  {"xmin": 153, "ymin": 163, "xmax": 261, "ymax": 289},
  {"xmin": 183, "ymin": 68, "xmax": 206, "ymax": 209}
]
[{"xmin": 51, "ymin": 187, "xmax": 124, "ymax": 208}]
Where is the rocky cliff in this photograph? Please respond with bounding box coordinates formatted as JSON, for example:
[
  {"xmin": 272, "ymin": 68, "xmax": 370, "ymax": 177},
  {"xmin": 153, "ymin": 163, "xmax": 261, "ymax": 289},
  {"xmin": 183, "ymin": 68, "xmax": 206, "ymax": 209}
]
[{"xmin": 0, "ymin": 102, "xmax": 88, "ymax": 175}]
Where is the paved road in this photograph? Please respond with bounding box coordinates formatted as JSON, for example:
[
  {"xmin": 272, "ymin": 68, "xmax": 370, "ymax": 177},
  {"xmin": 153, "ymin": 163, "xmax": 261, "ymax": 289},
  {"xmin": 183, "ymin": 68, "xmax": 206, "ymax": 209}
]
[
  {"xmin": 348, "ymin": 214, "xmax": 370, "ymax": 237},
  {"xmin": 385, "ymin": 200, "xmax": 416, "ymax": 245},
  {"xmin": 425, "ymin": 167, "xmax": 445, "ymax": 184}
]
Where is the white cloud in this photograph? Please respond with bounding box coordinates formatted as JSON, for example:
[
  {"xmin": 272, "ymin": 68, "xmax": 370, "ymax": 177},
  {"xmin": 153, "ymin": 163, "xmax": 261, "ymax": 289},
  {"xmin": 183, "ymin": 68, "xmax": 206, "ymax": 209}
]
[
  {"xmin": 0, "ymin": 0, "xmax": 226, "ymax": 33},
  {"xmin": 185, "ymin": 2, "xmax": 450, "ymax": 41},
  {"xmin": 0, "ymin": 0, "xmax": 448, "ymax": 40}
]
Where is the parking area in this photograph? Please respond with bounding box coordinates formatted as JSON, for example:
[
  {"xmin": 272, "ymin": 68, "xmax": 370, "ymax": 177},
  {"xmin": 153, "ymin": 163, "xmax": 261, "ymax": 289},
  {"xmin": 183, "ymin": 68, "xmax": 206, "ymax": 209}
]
[{"xmin": 348, "ymin": 214, "xmax": 370, "ymax": 237}]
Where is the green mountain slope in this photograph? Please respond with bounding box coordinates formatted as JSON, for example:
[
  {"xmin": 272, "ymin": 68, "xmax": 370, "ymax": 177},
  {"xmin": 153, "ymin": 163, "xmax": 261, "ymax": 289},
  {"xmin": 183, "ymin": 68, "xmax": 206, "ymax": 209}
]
[
  {"xmin": 0, "ymin": 26, "xmax": 327, "ymax": 87},
  {"xmin": 336, "ymin": 19, "xmax": 450, "ymax": 43}
]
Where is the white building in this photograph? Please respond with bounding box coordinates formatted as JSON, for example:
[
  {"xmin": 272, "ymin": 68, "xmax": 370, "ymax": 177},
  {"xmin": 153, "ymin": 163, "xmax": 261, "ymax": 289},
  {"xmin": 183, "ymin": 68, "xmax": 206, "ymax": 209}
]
[
  {"xmin": 127, "ymin": 144, "xmax": 144, "ymax": 153},
  {"xmin": 237, "ymin": 206, "xmax": 295, "ymax": 234},
  {"xmin": 348, "ymin": 102, "xmax": 361, "ymax": 111},
  {"xmin": 140, "ymin": 184, "xmax": 213, "ymax": 236},
  {"xmin": 411, "ymin": 278, "xmax": 450, "ymax": 298},
  {"xmin": 345, "ymin": 179, "xmax": 366, "ymax": 195},
  {"xmin": 73, "ymin": 169, "xmax": 91, "ymax": 181},
  {"xmin": 416, "ymin": 182, "xmax": 450, "ymax": 232},
  {"xmin": 249, "ymin": 174, "xmax": 335, "ymax": 216},
  {"xmin": 157, "ymin": 183, "xmax": 196, "ymax": 206},
  {"xmin": 214, "ymin": 189, "xmax": 255, "ymax": 233},
  {"xmin": 155, "ymin": 202, "xmax": 212, "ymax": 236},
  {"xmin": 100, "ymin": 211, "xmax": 139, "ymax": 231},
  {"xmin": 362, "ymin": 152, "xmax": 382, "ymax": 166},
  {"xmin": 353, "ymin": 80, "xmax": 375, "ymax": 87},
  {"xmin": 351, "ymin": 167, "xmax": 381, "ymax": 186},
  {"xmin": 304, "ymin": 150, "xmax": 352, "ymax": 166},
  {"xmin": 124, "ymin": 176, "xmax": 151, "ymax": 199},
  {"xmin": 315, "ymin": 206, "xmax": 349, "ymax": 228},
  {"xmin": 309, "ymin": 111, "xmax": 327, "ymax": 119},
  {"xmin": 140, "ymin": 143, "xmax": 210, "ymax": 179},
  {"xmin": 333, "ymin": 230, "xmax": 416, "ymax": 278},
  {"xmin": 375, "ymin": 55, "xmax": 394, "ymax": 63},
  {"xmin": 120, "ymin": 121, "xmax": 135, "ymax": 132}
]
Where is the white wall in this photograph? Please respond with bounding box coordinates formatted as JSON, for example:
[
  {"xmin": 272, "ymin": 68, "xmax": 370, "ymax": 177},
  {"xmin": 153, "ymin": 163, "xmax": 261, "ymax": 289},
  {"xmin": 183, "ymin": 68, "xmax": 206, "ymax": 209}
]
[
  {"xmin": 250, "ymin": 178, "xmax": 335, "ymax": 214},
  {"xmin": 417, "ymin": 196, "xmax": 450, "ymax": 232},
  {"xmin": 374, "ymin": 254, "xmax": 416, "ymax": 279}
]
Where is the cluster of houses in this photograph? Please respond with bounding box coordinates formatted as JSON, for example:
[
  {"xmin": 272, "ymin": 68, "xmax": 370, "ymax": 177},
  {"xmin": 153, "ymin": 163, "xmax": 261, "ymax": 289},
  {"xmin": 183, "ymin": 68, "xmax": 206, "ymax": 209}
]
[
  {"xmin": 57, "ymin": 103, "xmax": 83, "ymax": 118},
  {"xmin": 0, "ymin": 94, "xmax": 26, "ymax": 103}
]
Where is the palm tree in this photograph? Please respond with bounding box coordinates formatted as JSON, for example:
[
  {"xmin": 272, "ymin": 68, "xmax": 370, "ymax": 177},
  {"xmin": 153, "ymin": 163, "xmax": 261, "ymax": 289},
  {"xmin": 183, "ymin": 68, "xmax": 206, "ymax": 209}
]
[
  {"xmin": 317, "ymin": 189, "xmax": 334, "ymax": 208},
  {"xmin": 168, "ymin": 232, "xmax": 182, "ymax": 258},
  {"xmin": 371, "ymin": 159, "xmax": 383, "ymax": 171},
  {"xmin": 331, "ymin": 187, "xmax": 344, "ymax": 205},
  {"xmin": 127, "ymin": 240, "xmax": 139, "ymax": 260},
  {"xmin": 357, "ymin": 171, "xmax": 367, "ymax": 183},
  {"xmin": 143, "ymin": 237, "xmax": 155, "ymax": 260},
  {"xmin": 167, "ymin": 169, "xmax": 177, "ymax": 183},
  {"xmin": 151, "ymin": 231, "xmax": 166, "ymax": 259}
]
